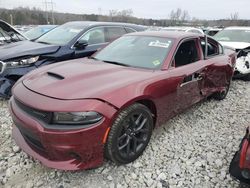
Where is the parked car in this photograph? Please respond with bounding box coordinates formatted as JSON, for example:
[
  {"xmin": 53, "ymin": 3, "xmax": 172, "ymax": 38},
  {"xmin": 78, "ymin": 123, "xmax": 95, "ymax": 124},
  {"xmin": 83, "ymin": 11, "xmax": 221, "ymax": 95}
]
[
  {"xmin": 24, "ymin": 25, "xmax": 57, "ymax": 40},
  {"xmin": 214, "ymin": 27, "xmax": 250, "ymax": 80},
  {"xmin": 9, "ymin": 31, "xmax": 235, "ymax": 170},
  {"xmin": 0, "ymin": 21, "xmax": 145, "ymax": 98},
  {"xmin": 0, "ymin": 20, "xmax": 27, "ymax": 46},
  {"xmin": 204, "ymin": 28, "xmax": 222, "ymax": 36},
  {"xmin": 14, "ymin": 25, "xmax": 35, "ymax": 33},
  {"xmin": 161, "ymin": 27, "xmax": 204, "ymax": 34},
  {"xmin": 230, "ymin": 127, "xmax": 250, "ymax": 185}
]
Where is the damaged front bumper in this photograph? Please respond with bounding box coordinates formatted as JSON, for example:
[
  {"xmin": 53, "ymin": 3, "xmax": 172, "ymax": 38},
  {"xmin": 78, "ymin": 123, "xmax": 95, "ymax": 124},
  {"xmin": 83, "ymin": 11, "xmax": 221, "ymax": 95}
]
[
  {"xmin": 234, "ymin": 55, "xmax": 250, "ymax": 77},
  {"xmin": 234, "ymin": 48, "xmax": 250, "ymax": 78},
  {"xmin": 0, "ymin": 62, "xmax": 36, "ymax": 98}
]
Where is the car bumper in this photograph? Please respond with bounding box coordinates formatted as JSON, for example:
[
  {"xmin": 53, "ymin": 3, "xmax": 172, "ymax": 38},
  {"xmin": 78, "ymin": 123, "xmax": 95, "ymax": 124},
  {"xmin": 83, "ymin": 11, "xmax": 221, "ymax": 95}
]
[
  {"xmin": 0, "ymin": 65, "xmax": 36, "ymax": 98},
  {"xmin": 0, "ymin": 60, "xmax": 50, "ymax": 98},
  {"xmin": 233, "ymin": 56, "xmax": 250, "ymax": 77},
  {"xmin": 9, "ymin": 93, "xmax": 117, "ymax": 170}
]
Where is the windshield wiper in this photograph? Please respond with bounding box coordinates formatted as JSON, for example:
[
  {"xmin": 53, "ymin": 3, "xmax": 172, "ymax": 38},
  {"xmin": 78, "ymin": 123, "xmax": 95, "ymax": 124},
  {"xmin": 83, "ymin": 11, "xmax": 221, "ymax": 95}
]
[
  {"xmin": 88, "ymin": 56, "xmax": 99, "ymax": 60},
  {"xmin": 102, "ymin": 60, "xmax": 131, "ymax": 67},
  {"xmin": 36, "ymin": 41, "xmax": 51, "ymax": 45}
]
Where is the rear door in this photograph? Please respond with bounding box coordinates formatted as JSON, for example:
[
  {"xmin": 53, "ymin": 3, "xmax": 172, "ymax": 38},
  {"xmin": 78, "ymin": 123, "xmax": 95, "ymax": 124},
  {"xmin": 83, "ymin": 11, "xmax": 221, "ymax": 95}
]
[
  {"xmin": 199, "ymin": 37, "xmax": 230, "ymax": 96},
  {"xmin": 106, "ymin": 26, "xmax": 127, "ymax": 42}
]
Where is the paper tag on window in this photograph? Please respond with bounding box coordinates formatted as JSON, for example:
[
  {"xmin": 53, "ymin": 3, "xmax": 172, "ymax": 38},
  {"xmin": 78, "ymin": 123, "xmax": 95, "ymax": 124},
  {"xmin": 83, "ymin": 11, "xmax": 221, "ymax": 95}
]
[
  {"xmin": 152, "ymin": 60, "xmax": 161, "ymax": 66},
  {"xmin": 149, "ymin": 40, "xmax": 171, "ymax": 48}
]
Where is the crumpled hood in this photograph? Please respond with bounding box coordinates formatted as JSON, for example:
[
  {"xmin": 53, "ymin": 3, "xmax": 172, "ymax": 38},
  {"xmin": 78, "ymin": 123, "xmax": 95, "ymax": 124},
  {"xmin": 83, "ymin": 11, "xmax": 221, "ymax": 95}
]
[
  {"xmin": 219, "ymin": 41, "xmax": 250, "ymax": 50},
  {"xmin": 22, "ymin": 58, "xmax": 154, "ymax": 100},
  {"xmin": 0, "ymin": 40, "xmax": 60, "ymax": 61},
  {"xmin": 0, "ymin": 20, "xmax": 27, "ymax": 41}
]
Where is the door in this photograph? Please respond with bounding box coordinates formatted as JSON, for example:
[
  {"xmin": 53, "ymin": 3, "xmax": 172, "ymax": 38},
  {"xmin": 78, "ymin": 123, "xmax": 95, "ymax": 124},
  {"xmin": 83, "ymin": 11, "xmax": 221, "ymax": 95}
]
[
  {"xmin": 74, "ymin": 27, "xmax": 108, "ymax": 58},
  {"xmin": 172, "ymin": 39, "xmax": 208, "ymax": 112},
  {"xmin": 199, "ymin": 37, "xmax": 229, "ymax": 96}
]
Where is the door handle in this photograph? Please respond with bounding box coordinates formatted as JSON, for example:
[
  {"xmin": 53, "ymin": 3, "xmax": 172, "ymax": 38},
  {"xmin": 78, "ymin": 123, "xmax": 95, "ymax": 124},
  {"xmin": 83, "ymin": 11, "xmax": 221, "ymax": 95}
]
[
  {"xmin": 180, "ymin": 75, "xmax": 193, "ymax": 87},
  {"xmin": 194, "ymin": 72, "xmax": 205, "ymax": 81}
]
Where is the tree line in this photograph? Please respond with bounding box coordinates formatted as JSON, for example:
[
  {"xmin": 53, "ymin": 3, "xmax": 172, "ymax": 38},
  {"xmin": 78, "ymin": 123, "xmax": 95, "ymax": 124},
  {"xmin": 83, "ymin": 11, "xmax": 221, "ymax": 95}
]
[{"xmin": 0, "ymin": 7, "xmax": 249, "ymax": 27}]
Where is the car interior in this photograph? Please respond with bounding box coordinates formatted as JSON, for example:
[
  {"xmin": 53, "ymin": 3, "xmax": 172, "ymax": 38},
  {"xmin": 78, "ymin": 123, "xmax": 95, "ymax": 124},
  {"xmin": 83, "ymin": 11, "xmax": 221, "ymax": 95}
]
[
  {"xmin": 88, "ymin": 30, "xmax": 105, "ymax": 45},
  {"xmin": 174, "ymin": 40, "xmax": 199, "ymax": 67},
  {"xmin": 200, "ymin": 40, "xmax": 219, "ymax": 57}
]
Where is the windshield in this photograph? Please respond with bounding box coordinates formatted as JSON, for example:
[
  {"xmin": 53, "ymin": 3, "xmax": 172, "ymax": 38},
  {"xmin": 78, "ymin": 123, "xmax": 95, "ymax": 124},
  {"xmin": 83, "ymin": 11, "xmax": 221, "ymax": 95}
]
[
  {"xmin": 36, "ymin": 23, "xmax": 85, "ymax": 45},
  {"xmin": 94, "ymin": 35, "xmax": 173, "ymax": 69},
  {"xmin": 214, "ymin": 29, "xmax": 250, "ymax": 43},
  {"xmin": 25, "ymin": 26, "xmax": 56, "ymax": 40}
]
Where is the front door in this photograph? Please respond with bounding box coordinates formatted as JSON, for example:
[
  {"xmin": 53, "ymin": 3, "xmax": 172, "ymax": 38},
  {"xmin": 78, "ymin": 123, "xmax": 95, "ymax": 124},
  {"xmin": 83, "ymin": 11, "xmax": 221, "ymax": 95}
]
[
  {"xmin": 74, "ymin": 27, "xmax": 108, "ymax": 58},
  {"xmin": 172, "ymin": 39, "xmax": 207, "ymax": 112}
]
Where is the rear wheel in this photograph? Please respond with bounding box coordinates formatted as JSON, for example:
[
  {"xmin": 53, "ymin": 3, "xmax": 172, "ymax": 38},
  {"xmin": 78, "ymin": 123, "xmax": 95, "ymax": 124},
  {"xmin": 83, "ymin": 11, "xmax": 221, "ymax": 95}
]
[
  {"xmin": 105, "ymin": 103, "xmax": 153, "ymax": 164},
  {"xmin": 242, "ymin": 73, "xmax": 250, "ymax": 81},
  {"xmin": 212, "ymin": 82, "xmax": 230, "ymax": 100}
]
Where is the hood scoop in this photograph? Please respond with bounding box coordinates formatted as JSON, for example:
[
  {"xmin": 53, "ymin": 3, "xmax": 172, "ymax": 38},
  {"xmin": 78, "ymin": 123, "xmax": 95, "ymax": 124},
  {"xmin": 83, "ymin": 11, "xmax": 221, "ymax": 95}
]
[{"xmin": 47, "ymin": 72, "xmax": 64, "ymax": 80}]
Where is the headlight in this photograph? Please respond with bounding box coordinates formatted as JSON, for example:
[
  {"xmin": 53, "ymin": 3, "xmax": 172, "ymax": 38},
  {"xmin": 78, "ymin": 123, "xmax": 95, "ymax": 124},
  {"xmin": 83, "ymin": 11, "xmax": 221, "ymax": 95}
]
[
  {"xmin": 7, "ymin": 56, "xmax": 39, "ymax": 67},
  {"xmin": 52, "ymin": 111, "xmax": 103, "ymax": 125}
]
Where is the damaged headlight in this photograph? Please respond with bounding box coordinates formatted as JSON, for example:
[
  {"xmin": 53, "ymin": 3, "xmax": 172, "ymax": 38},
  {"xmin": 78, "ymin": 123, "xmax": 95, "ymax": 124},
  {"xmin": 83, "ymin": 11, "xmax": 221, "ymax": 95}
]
[
  {"xmin": 52, "ymin": 111, "xmax": 103, "ymax": 125},
  {"xmin": 7, "ymin": 56, "xmax": 39, "ymax": 67}
]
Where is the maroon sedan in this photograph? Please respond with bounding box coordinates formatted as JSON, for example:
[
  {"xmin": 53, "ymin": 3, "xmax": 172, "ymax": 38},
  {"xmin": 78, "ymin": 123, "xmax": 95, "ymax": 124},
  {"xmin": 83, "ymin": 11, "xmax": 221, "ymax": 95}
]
[{"xmin": 9, "ymin": 32, "xmax": 236, "ymax": 170}]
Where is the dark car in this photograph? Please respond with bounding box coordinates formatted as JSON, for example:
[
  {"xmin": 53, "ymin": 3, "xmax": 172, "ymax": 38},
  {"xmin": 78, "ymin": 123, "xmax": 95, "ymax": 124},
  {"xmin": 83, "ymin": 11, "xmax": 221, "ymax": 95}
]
[
  {"xmin": 0, "ymin": 21, "xmax": 145, "ymax": 98},
  {"xmin": 24, "ymin": 25, "xmax": 57, "ymax": 40},
  {"xmin": 0, "ymin": 20, "xmax": 27, "ymax": 46},
  {"xmin": 9, "ymin": 31, "xmax": 235, "ymax": 170}
]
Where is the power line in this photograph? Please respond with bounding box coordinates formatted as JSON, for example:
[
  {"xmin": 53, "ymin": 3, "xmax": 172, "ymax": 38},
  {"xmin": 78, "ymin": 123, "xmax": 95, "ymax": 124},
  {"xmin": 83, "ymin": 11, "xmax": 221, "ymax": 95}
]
[{"xmin": 43, "ymin": 0, "xmax": 56, "ymax": 24}]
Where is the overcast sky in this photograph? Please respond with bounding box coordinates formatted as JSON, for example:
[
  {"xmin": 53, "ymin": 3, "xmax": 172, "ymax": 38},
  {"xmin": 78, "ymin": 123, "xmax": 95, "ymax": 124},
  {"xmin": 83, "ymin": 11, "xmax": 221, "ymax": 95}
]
[{"xmin": 0, "ymin": 0, "xmax": 249, "ymax": 20}]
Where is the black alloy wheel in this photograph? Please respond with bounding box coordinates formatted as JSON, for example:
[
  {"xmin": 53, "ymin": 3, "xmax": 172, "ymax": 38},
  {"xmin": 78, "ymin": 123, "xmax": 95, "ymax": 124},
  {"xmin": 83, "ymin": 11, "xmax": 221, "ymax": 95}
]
[{"xmin": 105, "ymin": 103, "xmax": 154, "ymax": 164}]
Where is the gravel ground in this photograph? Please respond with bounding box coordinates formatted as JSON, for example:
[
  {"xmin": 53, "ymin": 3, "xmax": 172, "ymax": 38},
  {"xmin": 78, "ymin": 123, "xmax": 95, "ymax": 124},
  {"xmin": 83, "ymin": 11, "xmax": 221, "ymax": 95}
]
[{"xmin": 0, "ymin": 80, "xmax": 250, "ymax": 188}]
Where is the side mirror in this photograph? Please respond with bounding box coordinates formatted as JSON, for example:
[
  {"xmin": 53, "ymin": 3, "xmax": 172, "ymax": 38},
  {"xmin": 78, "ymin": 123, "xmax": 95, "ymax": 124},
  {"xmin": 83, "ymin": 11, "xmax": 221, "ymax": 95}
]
[{"xmin": 74, "ymin": 40, "xmax": 88, "ymax": 49}]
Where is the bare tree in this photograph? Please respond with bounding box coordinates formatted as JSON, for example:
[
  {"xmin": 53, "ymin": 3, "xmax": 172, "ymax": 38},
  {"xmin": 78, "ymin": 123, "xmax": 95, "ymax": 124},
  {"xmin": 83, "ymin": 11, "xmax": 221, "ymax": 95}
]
[
  {"xmin": 230, "ymin": 12, "xmax": 239, "ymax": 20},
  {"xmin": 181, "ymin": 10, "xmax": 190, "ymax": 22},
  {"xmin": 109, "ymin": 9, "xmax": 133, "ymax": 22},
  {"xmin": 169, "ymin": 8, "xmax": 190, "ymax": 26}
]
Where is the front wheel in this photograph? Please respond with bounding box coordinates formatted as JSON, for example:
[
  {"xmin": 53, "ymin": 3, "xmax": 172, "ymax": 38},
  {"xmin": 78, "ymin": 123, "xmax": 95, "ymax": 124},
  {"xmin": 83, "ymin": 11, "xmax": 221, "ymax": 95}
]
[
  {"xmin": 212, "ymin": 82, "xmax": 230, "ymax": 100},
  {"xmin": 105, "ymin": 103, "xmax": 154, "ymax": 164}
]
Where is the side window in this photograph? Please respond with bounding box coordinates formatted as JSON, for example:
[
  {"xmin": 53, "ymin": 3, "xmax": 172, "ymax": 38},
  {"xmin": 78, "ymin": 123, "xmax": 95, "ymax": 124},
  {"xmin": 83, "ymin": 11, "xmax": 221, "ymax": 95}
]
[
  {"xmin": 174, "ymin": 40, "xmax": 199, "ymax": 67},
  {"xmin": 106, "ymin": 27, "xmax": 127, "ymax": 42},
  {"xmin": 200, "ymin": 39, "xmax": 220, "ymax": 57},
  {"xmin": 125, "ymin": 27, "xmax": 136, "ymax": 33},
  {"xmin": 79, "ymin": 27, "xmax": 105, "ymax": 45}
]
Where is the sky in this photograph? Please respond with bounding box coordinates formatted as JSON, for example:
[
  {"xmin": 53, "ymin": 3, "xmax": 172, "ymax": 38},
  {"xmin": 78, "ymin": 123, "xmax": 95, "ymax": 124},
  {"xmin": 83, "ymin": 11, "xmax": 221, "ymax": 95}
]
[{"xmin": 0, "ymin": 0, "xmax": 249, "ymax": 20}]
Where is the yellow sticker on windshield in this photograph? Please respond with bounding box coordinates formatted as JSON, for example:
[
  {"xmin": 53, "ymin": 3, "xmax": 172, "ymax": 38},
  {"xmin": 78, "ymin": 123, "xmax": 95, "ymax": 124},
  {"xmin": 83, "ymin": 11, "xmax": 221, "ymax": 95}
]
[{"xmin": 152, "ymin": 60, "xmax": 161, "ymax": 66}]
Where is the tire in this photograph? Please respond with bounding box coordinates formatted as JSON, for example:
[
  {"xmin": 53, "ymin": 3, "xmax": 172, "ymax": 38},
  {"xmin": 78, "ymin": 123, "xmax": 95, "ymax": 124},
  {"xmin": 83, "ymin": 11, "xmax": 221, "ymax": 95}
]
[
  {"xmin": 242, "ymin": 73, "xmax": 250, "ymax": 81},
  {"xmin": 105, "ymin": 103, "xmax": 154, "ymax": 164},
  {"xmin": 212, "ymin": 82, "xmax": 230, "ymax": 100}
]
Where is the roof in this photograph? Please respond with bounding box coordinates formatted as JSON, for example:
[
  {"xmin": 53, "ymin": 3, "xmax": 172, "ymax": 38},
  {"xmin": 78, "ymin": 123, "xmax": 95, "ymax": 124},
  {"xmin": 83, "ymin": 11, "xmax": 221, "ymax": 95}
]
[
  {"xmin": 62, "ymin": 21, "xmax": 143, "ymax": 28},
  {"xmin": 162, "ymin": 26, "xmax": 201, "ymax": 31},
  {"xmin": 127, "ymin": 31, "xmax": 203, "ymax": 40},
  {"xmin": 224, "ymin": 26, "xmax": 250, "ymax": 30}
]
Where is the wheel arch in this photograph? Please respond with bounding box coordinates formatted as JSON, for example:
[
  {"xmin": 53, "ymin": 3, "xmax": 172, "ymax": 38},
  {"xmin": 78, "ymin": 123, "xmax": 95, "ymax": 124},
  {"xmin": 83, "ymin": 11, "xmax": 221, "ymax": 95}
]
[{"xmin": 116, "ymin": 96, "xmax": 158, "ymax": 127}]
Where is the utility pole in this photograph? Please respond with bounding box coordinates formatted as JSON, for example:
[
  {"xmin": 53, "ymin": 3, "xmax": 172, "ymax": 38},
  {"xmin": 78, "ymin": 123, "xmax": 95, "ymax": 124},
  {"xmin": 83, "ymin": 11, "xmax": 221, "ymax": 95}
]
[
  {"xmin": 43, "ymin": 0, "xmax": 49, "ymax": 24},
  {"xmin": 10, "ymin": 14, "xmax": 13, "ymax": 25},
  {"xmin": 50, "ymin": 0, "xmax": 54, "ymax": 25},
  {"xmin": 43, "ymin": 0, "xmax": 55, "ymax": 24}
]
